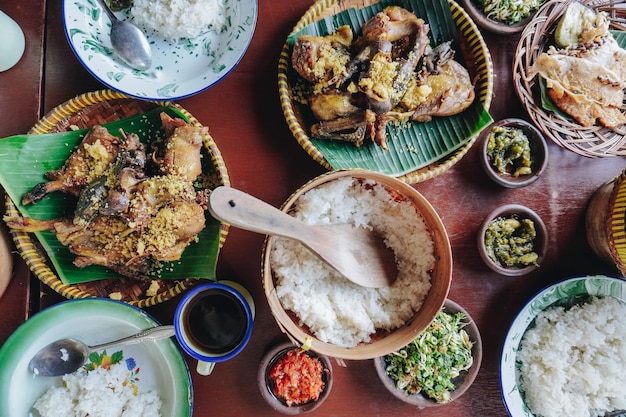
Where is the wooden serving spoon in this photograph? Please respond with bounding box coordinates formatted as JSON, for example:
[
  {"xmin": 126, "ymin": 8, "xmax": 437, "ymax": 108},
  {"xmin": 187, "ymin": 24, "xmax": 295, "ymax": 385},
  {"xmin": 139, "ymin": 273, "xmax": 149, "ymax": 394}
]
[{"xmin": 208, "ymin": 186, "xmax": 397, "ymax": 288}]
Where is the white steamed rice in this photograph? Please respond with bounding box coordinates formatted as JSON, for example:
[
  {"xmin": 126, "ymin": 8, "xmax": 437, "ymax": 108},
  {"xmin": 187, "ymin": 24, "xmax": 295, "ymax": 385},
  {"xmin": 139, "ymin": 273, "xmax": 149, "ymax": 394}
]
[
  {"xmin": 270, "ymin": 177, "xmax": 435, "ymax": 348},
  {"xmin": 131, "ymin": 0, "xmax": 226, "ymax": 40},
  {"xmin": 33, "ymin": 360, "xmax": 162, "ymax": 417},
  {"xmin": 518, "ymin": 296, "xmax": 626, "ymax": 417}
]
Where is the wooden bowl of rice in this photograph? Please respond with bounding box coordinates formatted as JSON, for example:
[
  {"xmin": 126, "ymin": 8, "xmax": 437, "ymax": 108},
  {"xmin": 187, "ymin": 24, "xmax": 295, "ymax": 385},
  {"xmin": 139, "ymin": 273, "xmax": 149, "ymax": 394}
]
[{"xmin": 261, "ymin": 170, "xmax": 452, "ymax": 360}]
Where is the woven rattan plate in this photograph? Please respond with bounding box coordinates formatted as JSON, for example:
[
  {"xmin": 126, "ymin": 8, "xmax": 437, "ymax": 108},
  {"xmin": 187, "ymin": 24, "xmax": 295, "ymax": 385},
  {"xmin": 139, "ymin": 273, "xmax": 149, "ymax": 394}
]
[
  {"xmin": 514, "ymin": 0, "xmax": 626, "ymax": 157},
  {"xmin": 4, "ymin": 90, "xmax": 230, "ymax": 307},
  {"xmin": 278, "ymin": 0, "xmax": 494, "ymax": 184}
]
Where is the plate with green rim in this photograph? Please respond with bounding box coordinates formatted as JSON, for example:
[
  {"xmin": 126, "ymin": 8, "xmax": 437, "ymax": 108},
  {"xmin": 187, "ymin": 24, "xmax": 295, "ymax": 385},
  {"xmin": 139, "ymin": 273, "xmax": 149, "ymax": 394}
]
[
  {"xmin": 62, "ymin": 0, "xmax": 258, "ymax": 100},
  {"xmin": 278, "ymin": 0, "xmax": 494, "ymax": 184},
  {"xmin": 500, "ymin": 275, "xmax": 626, "ymax": 417},
  {"xmin": 0, "ymin": 298, "xmax": 192, "ymax": 417}
]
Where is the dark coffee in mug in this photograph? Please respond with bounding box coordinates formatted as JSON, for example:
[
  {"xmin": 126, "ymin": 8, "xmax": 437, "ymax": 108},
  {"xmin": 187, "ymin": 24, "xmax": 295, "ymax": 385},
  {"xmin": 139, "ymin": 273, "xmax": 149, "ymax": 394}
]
[{"xmin": 184, "ymin": 290, "xmax": 248, "ymax": 354}]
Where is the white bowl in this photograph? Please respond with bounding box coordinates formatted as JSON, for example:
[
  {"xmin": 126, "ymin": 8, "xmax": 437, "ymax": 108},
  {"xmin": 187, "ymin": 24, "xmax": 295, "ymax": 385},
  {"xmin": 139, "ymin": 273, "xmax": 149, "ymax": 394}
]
[
  {"xmin": 62, "ymin": 0, "xmax": 257, "ymax": 100},
  {"xmin": 501, "ymin": 275, "xmax": 626, "ymax": 416}
]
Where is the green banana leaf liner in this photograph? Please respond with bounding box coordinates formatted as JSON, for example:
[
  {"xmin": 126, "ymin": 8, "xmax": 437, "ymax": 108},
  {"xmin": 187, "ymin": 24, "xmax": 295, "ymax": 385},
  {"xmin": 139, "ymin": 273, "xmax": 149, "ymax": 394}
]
[
  {"xmin": 0, "ymin": 90, "xmax": 230, "ymax": 306},
  {"xmin": 278, "ymin": 0, "xmax": 494, "ymax": 183}
]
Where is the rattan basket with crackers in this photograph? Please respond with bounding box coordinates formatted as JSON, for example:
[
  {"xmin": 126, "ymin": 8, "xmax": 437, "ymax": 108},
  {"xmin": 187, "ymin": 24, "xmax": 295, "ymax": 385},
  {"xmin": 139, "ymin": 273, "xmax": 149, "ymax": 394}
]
[{"xmin": 514, "ymin": 0, "xmax": 626, "ymax": 157}]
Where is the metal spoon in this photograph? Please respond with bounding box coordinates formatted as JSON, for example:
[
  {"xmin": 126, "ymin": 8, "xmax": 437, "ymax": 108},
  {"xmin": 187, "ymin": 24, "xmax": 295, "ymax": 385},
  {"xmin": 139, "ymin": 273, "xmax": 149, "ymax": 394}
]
[
  {"xmin": 29, "ymin": 325, "xmax": 175, "ymax": 377},
  {"xmin": 95, "ymin": 0, "xmax": 152, "ymax": 71},
  {"xmin": 208, "ymin": 186, "xmax": 397, "ymax": 288}
]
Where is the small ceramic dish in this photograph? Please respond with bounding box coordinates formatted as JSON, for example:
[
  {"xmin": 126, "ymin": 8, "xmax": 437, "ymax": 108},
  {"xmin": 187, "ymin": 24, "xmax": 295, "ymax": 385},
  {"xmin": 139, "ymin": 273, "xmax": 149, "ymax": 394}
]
[
  {"xmin": 479, "ymin": 118, "xmax": 548, "ymax": 189},
  {"xmin": 258, "ymin": 342, "xmax": 333, "ymax": 415},
  {"xmin": 373, "ymin": 299, "xmax": 482, "ymax": 407},
  {"xmin": 477, "ymin": 204, "xmax": 548, "ymax": 276},
  {"xmin": 459, "ymin": 0, "xmax": 540, "ymax": 35}
]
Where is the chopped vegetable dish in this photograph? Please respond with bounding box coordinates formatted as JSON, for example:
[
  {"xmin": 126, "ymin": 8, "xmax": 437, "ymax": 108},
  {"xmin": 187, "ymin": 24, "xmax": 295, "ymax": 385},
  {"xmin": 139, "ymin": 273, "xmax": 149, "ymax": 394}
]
[
  {"xmin": 383, "ymin": 309, "xmax": 474, "ymax": 403},
  {"xmin": 478, "ymin": 0, "xmax": 546, "ymax": 24}
]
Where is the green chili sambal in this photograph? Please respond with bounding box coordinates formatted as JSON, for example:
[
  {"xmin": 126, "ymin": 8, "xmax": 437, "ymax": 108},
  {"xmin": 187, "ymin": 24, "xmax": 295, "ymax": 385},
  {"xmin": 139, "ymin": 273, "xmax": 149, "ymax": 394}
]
[
  {"xmin": 485, "ymin": 215, "xmax": 539, "ymax": 268},
  {"xmin": 487, "ymin": 126, "xmax": 533, "ymax": 177}
]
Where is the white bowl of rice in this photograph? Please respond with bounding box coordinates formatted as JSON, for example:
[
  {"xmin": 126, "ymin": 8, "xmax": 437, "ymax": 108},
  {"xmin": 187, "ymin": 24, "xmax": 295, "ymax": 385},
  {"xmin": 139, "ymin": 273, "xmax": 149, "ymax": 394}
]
[
  {"xmin": 501, "ymin": 275, "xmax": 626, "ymax": 417},
  {"xmin": 262, "ymin": 170, "xmax": 452, "ymax": 360}
]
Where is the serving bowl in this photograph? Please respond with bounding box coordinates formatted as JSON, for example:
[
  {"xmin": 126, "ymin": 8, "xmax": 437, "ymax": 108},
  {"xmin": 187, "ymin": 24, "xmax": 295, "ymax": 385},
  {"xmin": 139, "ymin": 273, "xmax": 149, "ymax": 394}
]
[
  {"xmin": 62, "ymin": 0, "xmax": 257, "ymax": 100},
  {"xmin": 479, "ymin": 118, "xmax": 549, "ymax": 188},
  {"xmin": 258, "ymin": 342, "xmax": 333, "ymax": 415},
  {"xmin": 477, "ymin": 204, "xmax": 547, "ymax": 276},
  {"xmin": 262, "ymin": 169, "xmax": 452, "ymax": 360},
  {"xmin": 501, "ymin": 275, "xmax": 626, "ymax": 417},
  {"xmin": 459, "ymin": 0, "xmax": 541, "ymax": 34},
  {"xmin": 374, "ymin": 299, "xmax": 482, "ymax": 407}
]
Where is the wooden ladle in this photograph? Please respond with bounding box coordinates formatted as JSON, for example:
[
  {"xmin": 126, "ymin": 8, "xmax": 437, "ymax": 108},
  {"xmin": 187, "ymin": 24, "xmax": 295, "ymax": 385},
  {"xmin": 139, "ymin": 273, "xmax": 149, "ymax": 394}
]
[{"xmin": 208, "ymin": 186, "xmax": 397, "ymax": 288}]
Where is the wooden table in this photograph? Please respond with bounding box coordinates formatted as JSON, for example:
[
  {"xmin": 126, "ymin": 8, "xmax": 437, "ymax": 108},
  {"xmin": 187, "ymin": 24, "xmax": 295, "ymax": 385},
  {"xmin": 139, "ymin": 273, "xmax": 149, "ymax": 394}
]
[{"xmin": 1, "ymin": 1, "xmax": 625, "ymax": 416}]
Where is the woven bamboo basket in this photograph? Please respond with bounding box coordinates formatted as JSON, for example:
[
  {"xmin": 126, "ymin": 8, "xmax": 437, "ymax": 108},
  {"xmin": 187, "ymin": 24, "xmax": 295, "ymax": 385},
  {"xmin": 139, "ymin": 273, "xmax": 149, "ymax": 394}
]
[
  {"xmin": 586, "ymin": 170, "xmax": 626, "ymax": 276},
  {"xmin": 278, "ymin": 0, "xmax": 494, "ymax": 184},
  {"xmin": 514, "ymin": 0, "xmax": 626, "ymax": 157},
  {"xmin": 261, "ymin": 170, "xmax": 452, "ymax": 360},
  {"xmin": 4, "ymin": 90, "xmax": 230, "ymax": 308}
]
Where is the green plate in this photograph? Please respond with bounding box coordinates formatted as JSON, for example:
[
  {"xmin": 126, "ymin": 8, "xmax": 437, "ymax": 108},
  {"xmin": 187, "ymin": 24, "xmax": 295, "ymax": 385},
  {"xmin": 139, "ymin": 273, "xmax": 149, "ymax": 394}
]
[
  {"xmin": 0, "ymin": 107, "xmax": 221, "ymax": 285},
  {"xmin": 0, "ymin": 298, "xmax": 192, "ymax": 416}
]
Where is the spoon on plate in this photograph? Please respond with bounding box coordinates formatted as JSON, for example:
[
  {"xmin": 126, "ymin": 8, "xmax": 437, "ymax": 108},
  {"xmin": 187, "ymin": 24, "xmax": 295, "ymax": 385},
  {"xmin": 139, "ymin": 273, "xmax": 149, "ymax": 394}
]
[
  {"xmin": 95, "ymin": 0, "xmax": 152, "ymax": 71},
  {"xmin": 208, "ymin": 186, "xmax": 397, "ymax": 288},
  {"xmin": 29, "ymin": 325, "xmax": 175, "ymax": 377}
]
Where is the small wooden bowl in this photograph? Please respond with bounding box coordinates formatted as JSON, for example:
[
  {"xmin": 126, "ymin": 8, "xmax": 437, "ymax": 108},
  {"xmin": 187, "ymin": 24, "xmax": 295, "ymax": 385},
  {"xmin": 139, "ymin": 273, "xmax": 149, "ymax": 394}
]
[
  {"xmin": 479, "ymin": 118, "xmax": 549, "ymax": 189},
  {"xmin": 258, "ymin": 342, "xmax": 333, "ymax": 415},
  {"xmin": 477, "ymin": 204, "xmax": 548, "ymax": 276},
  {"xmin": 459, "ymin": 0, "xmax": 539, "ymax": 34},
  {"xmin": 262, "ymin": 169, "xmax": 452, "ymax": 360},
  {"xmin": 373, "ymin": 299, "xmax": 482, "ymax": 407}
]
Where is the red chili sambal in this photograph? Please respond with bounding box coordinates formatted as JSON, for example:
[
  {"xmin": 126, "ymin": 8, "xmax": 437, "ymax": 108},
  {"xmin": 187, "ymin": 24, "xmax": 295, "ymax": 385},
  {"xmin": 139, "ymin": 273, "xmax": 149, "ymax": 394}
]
[{"xmin": 269, "ymin": 348, "xmax": 326, "ymax": 406}]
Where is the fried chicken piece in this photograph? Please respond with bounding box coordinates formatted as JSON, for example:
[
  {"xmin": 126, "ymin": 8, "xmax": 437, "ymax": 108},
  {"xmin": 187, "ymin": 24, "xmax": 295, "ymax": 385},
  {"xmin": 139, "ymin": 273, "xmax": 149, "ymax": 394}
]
[
  {"xmin": 408, "ymin": 60, "xmax": 475, "ymax": 122},
  {"xmin": 156, "ymin": 113, "xmax": 206, "ymax": 181},
  {"xmin": 291, "ymin": 25, "xmax": 353, "ymax": 85},
  {"xmin": 22, "ymin": 126, "xmax": 120, "ymax": 205}
]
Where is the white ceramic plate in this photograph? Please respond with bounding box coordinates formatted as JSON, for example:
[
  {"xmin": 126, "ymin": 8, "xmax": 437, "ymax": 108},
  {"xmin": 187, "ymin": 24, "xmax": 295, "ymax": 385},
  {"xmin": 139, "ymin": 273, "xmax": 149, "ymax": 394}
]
[
  {"xmin": 500, "ymin": 275, "xmax": 626, "ymax": 417},
  {"xmin": 0, "ymin": 298, "xmax": 192, "ymax": 417},
  {"xmin": 62, "ymin": 0, "xmax": 258, "ymax": 100}
]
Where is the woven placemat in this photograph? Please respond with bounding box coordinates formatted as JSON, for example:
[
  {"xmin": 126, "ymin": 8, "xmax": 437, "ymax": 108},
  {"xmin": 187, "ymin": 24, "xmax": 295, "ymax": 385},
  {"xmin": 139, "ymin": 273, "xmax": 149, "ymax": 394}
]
[
  {"xmin": 278, "ymin": 0, "xmax": 494, "ymax": 184},
  {"xmin": 5, "ymin": 90, "xmax": 230, "ymax": 307},
  {"xmin": 514, "ymin": 0, "xmax": 626, "ymax": 157}
]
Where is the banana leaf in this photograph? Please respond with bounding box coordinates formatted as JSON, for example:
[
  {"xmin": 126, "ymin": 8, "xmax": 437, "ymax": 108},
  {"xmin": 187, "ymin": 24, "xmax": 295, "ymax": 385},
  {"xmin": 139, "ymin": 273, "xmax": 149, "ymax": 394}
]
[
  {"xmin": 0, "ymin": 107, "xmax": 221, "ymax": 284},
  {"xmin": 286, "ymin": 0, "xmax": 492, "ymax": 176}
]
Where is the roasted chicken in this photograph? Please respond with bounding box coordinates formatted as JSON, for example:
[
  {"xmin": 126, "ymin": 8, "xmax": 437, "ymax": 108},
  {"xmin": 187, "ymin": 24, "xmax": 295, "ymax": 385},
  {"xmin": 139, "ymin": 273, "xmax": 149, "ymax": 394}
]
[
  {"xmin": 291, "ymin": 6, "xmax": 475, "ymax": 149},
  {"xmin": 21, "ymin": 125, "xmax": 120, "ymax": 205},
  {"xmin": 4, "ymin": 113, "xmax": 210, "ymax": 280}
]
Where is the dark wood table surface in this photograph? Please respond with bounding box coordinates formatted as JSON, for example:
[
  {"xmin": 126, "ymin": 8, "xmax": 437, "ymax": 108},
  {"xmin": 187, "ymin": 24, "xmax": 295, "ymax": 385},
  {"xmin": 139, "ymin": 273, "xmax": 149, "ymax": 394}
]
[{"xmin": 1, "ymin": 1, "xmax": 625, "ymax": 416}]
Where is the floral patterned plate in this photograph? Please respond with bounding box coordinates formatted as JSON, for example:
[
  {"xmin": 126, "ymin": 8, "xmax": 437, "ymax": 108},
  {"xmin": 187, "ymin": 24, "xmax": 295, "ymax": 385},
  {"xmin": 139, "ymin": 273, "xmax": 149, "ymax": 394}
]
[
  {"xmin": 62, "ymin": 0, "xmax": 258, "ymax": 100},
  {"xmin": 500, "ymin": 275, "xmax": 626, "ymax": 417},
  {"xmin": 0, "ymin": 298, "xmax": 192, "ymax": 416}
]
